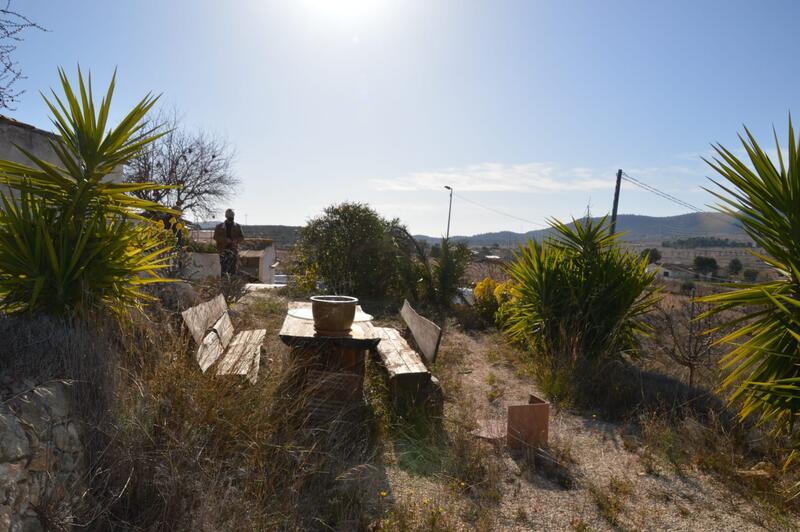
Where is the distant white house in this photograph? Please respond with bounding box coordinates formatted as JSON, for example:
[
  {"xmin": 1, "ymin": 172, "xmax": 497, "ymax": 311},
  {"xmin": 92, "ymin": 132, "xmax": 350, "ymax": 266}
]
[{"xmin": 646, "ymin": 263, "xmax": 673, "ymax": 279}]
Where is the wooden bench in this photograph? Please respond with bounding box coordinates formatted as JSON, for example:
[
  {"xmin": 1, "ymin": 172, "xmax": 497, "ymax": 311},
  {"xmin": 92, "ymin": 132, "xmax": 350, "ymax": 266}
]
[
  {"xmin": 181, "ymin": 294, "xmax": 266, "ymax": 384},
  {"xmin": 373, "ymin": 300, "xmax": 443, "ymax": 409}
]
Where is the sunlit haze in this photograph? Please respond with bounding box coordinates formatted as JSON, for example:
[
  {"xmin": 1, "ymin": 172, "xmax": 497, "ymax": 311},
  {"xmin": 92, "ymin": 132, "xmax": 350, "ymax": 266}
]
[{"xmin": 9, "ymin": 0, "xmax": 800, "ymax": 235}]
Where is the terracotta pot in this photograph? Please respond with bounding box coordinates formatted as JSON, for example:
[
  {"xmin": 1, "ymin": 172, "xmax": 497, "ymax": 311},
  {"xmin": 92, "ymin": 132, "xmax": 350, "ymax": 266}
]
[{"xmin": 310, "ymin": 295, "xmax": 358, "ymax": 335}]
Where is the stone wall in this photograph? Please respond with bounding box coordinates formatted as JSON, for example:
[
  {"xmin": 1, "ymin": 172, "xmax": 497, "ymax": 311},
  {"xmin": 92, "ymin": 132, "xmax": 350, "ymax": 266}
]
[{"xmin": 0, "ymin": 381, "xmax": 85, "ymax": 531}]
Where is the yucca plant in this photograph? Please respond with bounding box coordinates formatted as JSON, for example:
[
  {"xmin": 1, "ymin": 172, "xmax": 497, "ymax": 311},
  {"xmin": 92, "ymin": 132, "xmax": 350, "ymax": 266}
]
[
  {"xmin": 699, "ymin": 119, "xmax": 800, "ymax": 457},
  {"xmin": 504, "ymin": 216, "xmax": 658, "ymax": 365},
  {"xmin": 0, "ymin": 67, "xmax": 176, "ymax": 316}
]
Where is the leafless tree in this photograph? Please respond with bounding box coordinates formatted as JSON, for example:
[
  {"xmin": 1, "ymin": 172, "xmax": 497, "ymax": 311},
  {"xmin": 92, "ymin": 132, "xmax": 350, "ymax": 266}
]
[
  {"xmin": 0, "ymin": 1, "xmax": 45, "ymax": 109},
  {"xmin": 649, "ymin": 291, "xmax": 723, "ymax": 388},
  {"xmin": 124, "ymin": 108, "xmax": 239, "ymax": 220}
]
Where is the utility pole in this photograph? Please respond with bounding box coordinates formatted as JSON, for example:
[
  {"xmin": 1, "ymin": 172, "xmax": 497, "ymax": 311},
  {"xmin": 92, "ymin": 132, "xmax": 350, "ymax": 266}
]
[
  {"xmin": 610, "ymin": 169, "xmax": 622, "ymax": 234},
  {"xmin": 444, "ymin": 185, "xmax": 453, "ymax": 239}
]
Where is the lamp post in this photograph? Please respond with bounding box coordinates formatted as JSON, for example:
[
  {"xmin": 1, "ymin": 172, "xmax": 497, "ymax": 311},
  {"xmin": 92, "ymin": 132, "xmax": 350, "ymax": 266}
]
[{"xmin": 444, "ymin": 185, "xmax": 453, "ymax": 239}]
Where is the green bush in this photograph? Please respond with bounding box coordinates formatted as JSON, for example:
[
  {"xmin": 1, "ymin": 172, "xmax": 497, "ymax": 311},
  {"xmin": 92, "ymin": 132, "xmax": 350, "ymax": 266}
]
[
  {"xmin": 0, "ymin": 68, "xmax": 175, "ymax": 317},
  {"xmin": 296, "ymin": 202, "xmax": 399, "ymax": 301},
  {"xmin": 502, "ymin": 216, "xmax": 658, "ymax": 401},
  {"xmin": 473, "ymin": 277, "xmax": 500, "ymax": 325}
]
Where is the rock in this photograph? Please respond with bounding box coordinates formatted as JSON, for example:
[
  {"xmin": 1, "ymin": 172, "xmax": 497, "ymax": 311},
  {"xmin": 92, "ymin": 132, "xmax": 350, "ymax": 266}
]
[
  {"xmin": 32, "ymin": 383, "xmax": 70, "ymax": 420},
  {"xmin": 0, "ymin": 505, "xmax": 11, "ymax": 530},
  {"xmin": 51, "ymin": 423, "xmax": 81, "ymax": 454},
  {"xmin": 10, "ymin": 396, "xmax": 52, "ymax": 439},
  {"xmin": 26, "ymin": 446, "xmax": 54, "ymax": 473},
  {"xmin": 18, "ymin": 515, "xmax": 43, "ymax": 532},
  {"xmin": 0, "ymin": 412, "xmax": 30, "ymax": 462},
  {"xmin": 735, "ymin": 468, "xmax": 772, "ymax": 490}
]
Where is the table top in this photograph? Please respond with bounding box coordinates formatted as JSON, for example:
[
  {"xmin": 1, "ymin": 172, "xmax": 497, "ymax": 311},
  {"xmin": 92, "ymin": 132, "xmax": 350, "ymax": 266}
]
[{"xmin": 278, "ymin": 302, "xmax": 381, "ymax": 350}]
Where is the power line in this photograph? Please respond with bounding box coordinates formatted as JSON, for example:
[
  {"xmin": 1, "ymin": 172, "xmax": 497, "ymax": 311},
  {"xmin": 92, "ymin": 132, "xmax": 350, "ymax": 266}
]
[
  {"xmin": 452, "ymin": 192, "xmax": 548, "ymax": 229},
  {"xmin": 620, "ymin": 171, "xmax": 703, "ymax": 213},
  {"xmin": 619, "ymin": 171, "xmax": 747, "ymax": 235}
]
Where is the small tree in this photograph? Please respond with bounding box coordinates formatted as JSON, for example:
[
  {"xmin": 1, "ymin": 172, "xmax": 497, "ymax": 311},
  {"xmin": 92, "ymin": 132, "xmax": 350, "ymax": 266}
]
[
  {"xmin": 124, "ymin": 108, "xmax": 238, "ymax": 220},
  {"xmin": 297, "ymin": 202, "xmax": 399, "ymax": 300},
  {"xmin": 693, "ymin": 256, "xmax": 718, "ymax": 277},
  {"xmin": 640, "ymin": 248, "xmax": 662, "ymax": 264},
  {"xmin": 650, "ymin": 294, "xmax": 722, "ymax": 387},
  {"xmin": 742, "ymin": 268, "xmax": 758, "ymax": 282},
  {"xmin": 727, "ymin": 258, "xmax": 743, "ymax": 276}
]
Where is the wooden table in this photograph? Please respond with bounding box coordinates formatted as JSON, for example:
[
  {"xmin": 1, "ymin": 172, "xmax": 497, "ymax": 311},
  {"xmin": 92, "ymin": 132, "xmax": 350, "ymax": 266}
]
[
  {"xmin": 279, "ymin": 302, "xmax": 380, "ymax": 353},
  {"xmin": 278, "ymin": 302, "xmax": 380, "ymax": 418}
]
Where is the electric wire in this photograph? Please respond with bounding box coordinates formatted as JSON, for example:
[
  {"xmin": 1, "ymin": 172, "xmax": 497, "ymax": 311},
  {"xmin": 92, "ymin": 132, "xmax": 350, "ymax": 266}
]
[{"xmin": 452, "ymin": 192, "xmax": 548, "ymax": 229}]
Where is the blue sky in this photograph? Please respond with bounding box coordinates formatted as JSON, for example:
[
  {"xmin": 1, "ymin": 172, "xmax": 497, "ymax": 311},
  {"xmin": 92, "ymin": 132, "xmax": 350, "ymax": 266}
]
[{"xmin": 9, "ymin": 0, "xmax": 800, "ymax": 235}]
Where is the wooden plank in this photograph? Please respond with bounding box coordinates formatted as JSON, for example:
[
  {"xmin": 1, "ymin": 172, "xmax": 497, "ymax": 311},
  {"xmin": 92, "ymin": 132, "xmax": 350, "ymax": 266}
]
[
  {"xmin": 212, "ymin": 311, "xmax": 234, "ymax": 350},
  {"xmin": 400, "ymin": 300, "xmax": 442, "ymax": 364},
  {"xmin": 196, "ymin": 332, "xmax": 224, "ymax": 373},
  {"xmin": 216, "ymin": 329, "xmax": 266, "ymax": 384},
  {"xmin": 279, "ymin": 302, "xmax": 380, "ymax": 350},
  {"xmin": 374, "ymin": 326, "xmax": 430, "ymax": 380},
  {"xmin": 181, "ymin": 294, "xmax": 228, "ymax": 344}
]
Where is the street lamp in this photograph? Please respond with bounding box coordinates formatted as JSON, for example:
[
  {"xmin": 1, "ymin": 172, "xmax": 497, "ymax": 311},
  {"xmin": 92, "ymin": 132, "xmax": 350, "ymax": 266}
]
[{"xmin": 444, "ymin": 185, "xmax": 453, "ymax": 239}]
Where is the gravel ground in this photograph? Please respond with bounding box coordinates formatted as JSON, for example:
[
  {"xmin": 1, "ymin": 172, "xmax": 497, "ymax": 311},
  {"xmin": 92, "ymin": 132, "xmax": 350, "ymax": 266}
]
[{"xmin": 381, "ymin": 328, "xmax": 795, "ymax": 531}]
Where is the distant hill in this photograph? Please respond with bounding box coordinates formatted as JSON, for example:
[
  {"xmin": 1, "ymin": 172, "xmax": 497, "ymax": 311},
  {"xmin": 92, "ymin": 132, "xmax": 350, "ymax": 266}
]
[
  {"xmin": 195, "ymin": 212, "xmax": 749, "ymax": 249},
  {"xmin": 414, "ymin": 212, "xmax": 749, "ymax": 247}
]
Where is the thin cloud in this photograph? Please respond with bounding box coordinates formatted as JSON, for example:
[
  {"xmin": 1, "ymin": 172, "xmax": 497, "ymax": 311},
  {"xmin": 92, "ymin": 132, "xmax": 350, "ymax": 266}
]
[{"xmin": 372, "ymin": 162, "xmax": 611, "ymax": 192}]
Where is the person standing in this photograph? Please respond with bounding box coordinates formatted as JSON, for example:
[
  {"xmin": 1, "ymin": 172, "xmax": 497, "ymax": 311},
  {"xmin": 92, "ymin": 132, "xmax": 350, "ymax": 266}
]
[{"xmin": 213, "ymin": 208, "xmax": 244, "ymax": 276}]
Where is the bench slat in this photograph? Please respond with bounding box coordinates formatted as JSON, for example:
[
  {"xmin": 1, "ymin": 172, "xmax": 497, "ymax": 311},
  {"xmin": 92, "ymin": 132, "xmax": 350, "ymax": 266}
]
[
  {"xmin": 400, "ymin": 300, "xmax": 442, "ymax": 364},
  {"xmin": 375, "ymin": 326, "xmax": 430, "ymax": 378},
  {"xmin": 197, "ymin": 332, "xmax": 224, "ymax": 372},
  {"xmin": 212, "ymin": 311, "xmax": 235, "ymax": 350},
  {"xmin": 182, "ymin": 294, "xmax": 228, "ymax": 344},
  {"xmin": 215, "ymin": 329, "xmax": 266, "ymax": 384}
]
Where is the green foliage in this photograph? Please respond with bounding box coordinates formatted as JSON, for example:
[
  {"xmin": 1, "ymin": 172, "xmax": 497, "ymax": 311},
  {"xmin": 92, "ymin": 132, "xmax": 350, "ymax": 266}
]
[
  {"xmin": 503, "ymin": 216, "xmax": 658, "ymax": 367},
  {"xmin": 431, "ymin": 238, "xmax": 470, "ymax": 313},
  {"xmin": 0, "ymin": 68, "xmax": 175, "ymax": 316},
  {"xmin": 742, "ymin": 268, "xmax": 759, "ymax": 282},
  {"xmin": 640, "ymin": 247, "xmax": 662, "ymax": 264},
  {"xmin": 693, "ymin": 256, "xmax": 719, "ymax": 276},
  {"xmin": 728, "ymin": 258, "xmax": 743, "ymax": 276},
  {"xmin": 663, "ymin": 236, "xmax": 753, "ymax": 248},
  {"xmin": 296, "ymin": 202, "xmax": 399, "ymax": 300},
  {"xmin": 393, "ymin": 228, "xmax": 470, "ymax": 318},
  {"xmin": 699, "ymin": 118, "xmax": 800, "ymax": 449}
]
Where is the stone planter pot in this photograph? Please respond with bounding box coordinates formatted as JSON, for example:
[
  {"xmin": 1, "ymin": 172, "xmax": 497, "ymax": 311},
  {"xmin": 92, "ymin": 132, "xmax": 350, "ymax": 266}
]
[{"xmin": 310, "ymin": 295, "xmax": 358, "ymax": 336}]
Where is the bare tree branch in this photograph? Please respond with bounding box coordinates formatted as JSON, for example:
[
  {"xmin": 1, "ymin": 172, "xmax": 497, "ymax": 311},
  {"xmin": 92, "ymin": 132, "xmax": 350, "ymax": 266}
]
[
  {"xmin": 0, "ymin": 1, "xmax": 45, "ymax": 110},
  {"xmin": 123, "ymin": 108, "xmax": 239, "ymax": 221}
]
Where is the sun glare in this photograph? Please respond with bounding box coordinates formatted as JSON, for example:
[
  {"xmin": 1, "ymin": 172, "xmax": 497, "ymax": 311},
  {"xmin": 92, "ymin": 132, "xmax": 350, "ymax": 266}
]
[{"xmin": 301, "ymin": 0, "xmax": 388, "ymax": 25}]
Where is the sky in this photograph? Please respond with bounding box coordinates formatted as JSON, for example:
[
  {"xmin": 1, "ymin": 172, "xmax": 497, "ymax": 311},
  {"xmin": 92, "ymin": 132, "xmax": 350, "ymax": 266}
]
[{"xmin": 8, "ymin": 0, "xmax": 800, "ymax": 236}]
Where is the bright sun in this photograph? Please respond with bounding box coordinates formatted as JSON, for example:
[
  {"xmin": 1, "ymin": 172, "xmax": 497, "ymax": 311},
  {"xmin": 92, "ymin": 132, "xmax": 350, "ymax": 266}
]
[{"xmin": 302, "ymin": 0, "xmax": 388, "ymax": 25}]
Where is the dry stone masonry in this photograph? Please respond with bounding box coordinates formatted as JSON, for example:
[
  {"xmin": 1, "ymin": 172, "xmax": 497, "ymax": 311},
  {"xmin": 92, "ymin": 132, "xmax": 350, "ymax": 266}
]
[{"xmin": 0, "ymin": 380, "xmax": 85, "ymax": 531}]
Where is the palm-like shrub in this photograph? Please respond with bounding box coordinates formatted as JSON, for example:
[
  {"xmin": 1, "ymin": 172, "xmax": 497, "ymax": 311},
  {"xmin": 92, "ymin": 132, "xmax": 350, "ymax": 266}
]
[
  {"xmin": 700, "ymin": 119, "xmax": 800, "ymax": 442},
  {"xmin": 504, "ymin": 217, "xmax": 658, "ymax": 369},
  {"xmin": 392, "ymin": 228, "xmax": 471, "ymax": 318},
  {"xmin": 0, "ymin": 68, "xmax": 175, "ymax": 316}
]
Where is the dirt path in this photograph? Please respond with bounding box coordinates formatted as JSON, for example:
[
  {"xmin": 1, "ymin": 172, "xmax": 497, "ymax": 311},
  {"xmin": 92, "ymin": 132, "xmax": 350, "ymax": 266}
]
[{"xmin": 382, "ymin": 328, "xmax": 791, "ymax": 531}]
